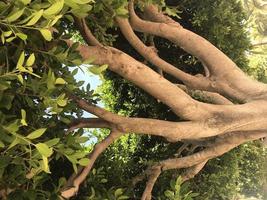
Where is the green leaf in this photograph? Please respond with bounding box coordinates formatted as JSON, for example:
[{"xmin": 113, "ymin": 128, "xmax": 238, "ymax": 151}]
[
  {"xmin": 8, "ymin": 137, "xmax": 21, "ymax": 149},
  {"xmin": 26, "ymin": 9, "xmax": 44, "ymax": 26},
  {"xmin": 26, "ymin": 53, "xmax": 35, "ymax": 66},
  {"xmin": 164, "ymin": 190, "xmax": 174, "ymax": 198},
  {"xmin": 35, "ymin": 143, "xmax": 53, "ymax": 157},
  {"xmin": 75, "ymin": 0, "xmax": 92, "ymax": 4},
  {"xmin": 176, "ymin": 176, "xmax": 183, "ymax": 186},
  {"xmin": 45, "ymin": 138, "xmax": 60, "ymax": 147},
  {"xmin": 88, "ymin": 64, "xmax": 108, "ymax": 75},
  {"xmin": 20, "ymin": 0, "xmax": 31, "ymax": 5},
  {"xmin": 6, "ymin": 8, "xmax": 25, "ymax": 22},
  {"xmin": 16, "ymin": 51, "xmax": 25, "ymax": 68},
  {"xmin": 75, "ymin": 136, "xmax": 89, "ymax": 143},
  {"xmin": 0, "ymin": 81, "xmax": 10, "ymax": 91},
  {"xmin": 116, "ymin": 7, "xmax": 128, "ymax": 16},
  {"xmin": 21, "ymin": 109, "xmax": 27, "ymax": 126},
  {"xmin": 71, "ymin": 68, "xmax": 78, "ymax": 76},
  {"xmin": 16, "ymin": 33, "xmax": 27, "ymax": 41},
  {"xmin": 17, "ymin": 74, "xmax": 24, "ymax": 84},
  {"xmin": 78, "ymin": 158, "xmax": 90, "ymax": 166},
  {"xmin": 26, "ymin": 128, "xmax": 46, "ymax": 139},
  {"xmin": 57, "ymin": 99, "xmax": 67, "ymax": 107},
  {"xmin": 3, "ymin": 31, "xmax": 12, "ymax": 37},
  {"xmin": 55, "ymin": 77, "xmax": 66, "ymax": 85},
  {"xmin": 4, "ymin": 120, "xmax": 19, "ymax": 133},
  {"xmin": 118, "ymin": 196, "xmax": 129, "ymax": 200},
  {"xmin": 115, "ymin": 188, "xmax": 123, "ymax": 198},
  {"xmin": 41, "ymin": 155, "xmax": 51, "ymax": 173},
  {"xmin": 43, "ymin": 0, "xmax": 64, "ymax": 17},
  {"xmin": 1, "ymin": 34, "xmax": 5, "ymax": 44},
  {"xmin": 6, "ymin": 36, "xmax": 16, "ymax": 42},
  {"xmin": 50, "ymin": 14, "xmax": 62, "ymax": 26},
  {"xmin": 0, "ymin": 141, "xmax": 5, "ymax": 148},
  {"xmin": 39, "ymin": 29, "xmax": 52, "ymax": 41}
]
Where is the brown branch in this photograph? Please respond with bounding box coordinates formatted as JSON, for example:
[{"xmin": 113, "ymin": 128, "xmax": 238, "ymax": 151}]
[
  {"xmin": 141, "ymin": 166, "xmax": 161, "ymax": 200},
  {"xmin": 61, "ymin": 129, "xmax": 123, "ymax": 198},
  {"xmin": 133, "ymin": 131, "xmax": 267, "ymax": 193},
  {"xmin": 176, "ymin": 84, "xmax": 234, "ymax": 105},
  {"xmin": 161, "ymin": 131, "xmax": 267, "ymax": 170},
  {"xmin": 128, "ymin": 0, "xmax": 267, "ymax": 102},
  {"xmin": 181, "ymin": 160, "xmax": 208, "ymax": 181},
  {"xmin": 115, "ymin": 17, "xmax": 209, "ymax": 88},
  {"xmin": 69, "ymin": 94, "xmax": 225, "ymax": 141},
  {"xmin": 69, "ymin": 42, "xmax": 216, "ymax": 120},
  {"xmin": 66, "ymin": 118, "xmax": 112, "ymax": 134},
  {"xmin": 74, "ymin": 17, "xmax": 102, "ymax": 47}
]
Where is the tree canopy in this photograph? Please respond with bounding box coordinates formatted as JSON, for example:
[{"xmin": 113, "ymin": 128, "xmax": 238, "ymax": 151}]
[{"xmin": 0, "ymin": 0, "xmax": 266, "ymax": 200}]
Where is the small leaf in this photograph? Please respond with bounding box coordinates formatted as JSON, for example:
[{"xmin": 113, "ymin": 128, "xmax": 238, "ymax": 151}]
[
  {"xmin": 100, "ymin": 178, "xmax": 108, "ymax": 183},
  {"xmin": 115, "ymin": 188, "xmax": 123, "ymax": 198},
  {"xmin": 43, "ymin": 0, "xmax": 64, "ymax": 17},
  {"xmin": 0, "ymin": 141, "xmax": 5, "ymax": 148},
  {"xmin": 16, "ymin": 51, "xmax": 25, "ymax": 68},
  {"xmin": 3, "ymin": 31, "xmax": 12, "ymax": 37},
  {"xmin": 55, "ymin": 77, "xmax": 66, "ymax": 85},
  {"xmin": 20, "ymin": 109, "xmax": 27, "ymax": 126},
  {"xmin": 78, "ymin": 158, "xmax": 90, "ymax": 166},
  {"xmin": 35, "ymin": 143, "xmax": 53, "ymax": 157},
  {"xmin": 8, "ymin": 137, "xmax": 21, "ymax": 149},
  {"xmin": 6, "ymin": 8, "xmax": 25, "ymax": 22},
  {"xmin": 39, "ymin": 29, "xmax": 52, "ymax": 41},
  {"xmin": 57, "ymin": 99, "xmax": 67, "ymax": 107},
  {"xmin": 118, "ymin": 196, "xmax": 129, "ymax": 200},
  {"xmin": 26, "ymin": 53, "xmax": 35, "ymax": 66},
  {"xmin": 26, "ymin": 9, "xmax": 43, "ymax": 26},
  {"xmin": 26, "ymin": 128, "xmax": 46, "ymax": 139},
  {"xmin": 41, "ymin": 155, "xmax": 51, "ymax": 173},
  {"xmin": 16, "ymin": 33, "xmax": 27, "ymax": 41},
  {"xmin": 45, "ymin": 138, "xmax": 60, "ymax": 147},
  {"xmin": 20, "ymin": 0, "xmax": 31, "ymax": 5},
  {"xmin": 6, "ymin": 36, "xmax": 16, "ymax": 42},
  {"xmin": 50, "ymin": 14, "xmax": 62, "ymax": 26},
  {"xmin": 164, "ymin": 190, "xmax": 174, "ymax": 198},
  {"xmin": 1, "ymin": 34, "xmax": 5, "ymax": 44},
  {"xmin": 17, "ymin": 74, "xmax": 24, "ymax": 84},
  {"xmin": 21, "ymin": 109, "xmax": 26, "ymax": 120},
  {"xmin": 71, "ymin": 68, "xmax": 78, "ymax": 76},
  {"xmin": 88, "ymin": 64, "xmax": 108, "ymax": 75}
]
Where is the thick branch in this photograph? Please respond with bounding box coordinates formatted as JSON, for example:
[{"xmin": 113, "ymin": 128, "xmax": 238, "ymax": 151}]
[
  {"xmin": 134, "ymin": 131, "xmax": 267, "ymax": 197},
  {"xmin": 115, "ymin": 17, "xmax": 209, "ymax": 88},
  {"xmin": 70, "ymin": 95, "xmax": 249, "ymax": 141},
  {"xmin": 74, "ymin": 17, "xmax": 102, "ymax": 46},
  {"xmin": 141, "ymin": 166, "xmax": 161, "ymax": 200},
  {"xmin": 161, "ymin": 131, "xmax": 267, "ymax": 170},
  {"xmin": 71, "ymin": 43, "xmax": 215, "ymax": 120},
  {"xmin": 181, "ymin": 160, "xmax": 208, "ymax": 181},
  {"xmin": 129, "ymin": 1, "xmax": 267, "ymax": 102}
]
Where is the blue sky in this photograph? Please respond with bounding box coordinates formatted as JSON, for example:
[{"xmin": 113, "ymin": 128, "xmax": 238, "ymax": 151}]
[{"xmin": 70, "ymin": 65, "xmax": 102, "ymax": 118}]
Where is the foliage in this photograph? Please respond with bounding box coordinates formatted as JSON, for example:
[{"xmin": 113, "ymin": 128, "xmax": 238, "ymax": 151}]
[
  {"xmin": 0, "ymin": 0, "xmax": 96, "ymax": 198},
  {"xmin": 159, "ymin": 176, "xmax": 199, "ymax": 200}
]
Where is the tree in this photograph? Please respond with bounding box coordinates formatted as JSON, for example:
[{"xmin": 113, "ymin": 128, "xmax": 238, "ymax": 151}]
[{"xmin": 0, "ymin": 0, "xmax": 266, "ymax": 200}]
